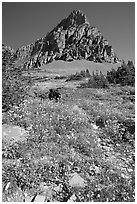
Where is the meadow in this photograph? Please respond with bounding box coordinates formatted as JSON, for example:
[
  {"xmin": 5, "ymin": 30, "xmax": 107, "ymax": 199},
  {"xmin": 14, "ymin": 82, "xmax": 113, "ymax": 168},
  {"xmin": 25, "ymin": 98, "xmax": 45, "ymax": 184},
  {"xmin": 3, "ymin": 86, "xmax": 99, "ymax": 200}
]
[{"xmin": 2, "ymin": 61, "xmax": 135, "ymax": 202}]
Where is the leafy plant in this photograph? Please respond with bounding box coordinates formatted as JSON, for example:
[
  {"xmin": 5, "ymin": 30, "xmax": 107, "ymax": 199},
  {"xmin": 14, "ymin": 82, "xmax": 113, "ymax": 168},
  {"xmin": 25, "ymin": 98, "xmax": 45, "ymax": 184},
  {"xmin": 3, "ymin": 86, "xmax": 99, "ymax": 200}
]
[
  {"xmin": 107, "ymin": 61, "xmax": 135, "ymax": 86},
  {"xmin": 81, "ymin": 70, "xmax": 109, "ymax": 88},
  {"xmin": 2, "ymin": 63, "xmax": 31, "ymax": 112},
  {"xmin": 66, "ymin": 69, "xmax": 91, "ymax": 81}
]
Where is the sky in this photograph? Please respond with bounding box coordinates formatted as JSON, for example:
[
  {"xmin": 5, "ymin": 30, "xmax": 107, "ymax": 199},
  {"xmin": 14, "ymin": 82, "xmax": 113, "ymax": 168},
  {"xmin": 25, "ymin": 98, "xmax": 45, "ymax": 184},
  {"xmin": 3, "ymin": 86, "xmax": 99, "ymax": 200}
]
[{"xmin": 2, "ymin": 2, "xmax": 135, "ymax": 62}]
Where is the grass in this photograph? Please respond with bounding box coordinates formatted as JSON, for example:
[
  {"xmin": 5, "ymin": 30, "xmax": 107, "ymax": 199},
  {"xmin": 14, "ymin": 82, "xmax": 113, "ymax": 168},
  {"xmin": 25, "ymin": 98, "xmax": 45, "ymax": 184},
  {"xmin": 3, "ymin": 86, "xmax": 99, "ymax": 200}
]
[{"xmin": 2, "ymin": 62, "xmax": 135, "ymax": 202}]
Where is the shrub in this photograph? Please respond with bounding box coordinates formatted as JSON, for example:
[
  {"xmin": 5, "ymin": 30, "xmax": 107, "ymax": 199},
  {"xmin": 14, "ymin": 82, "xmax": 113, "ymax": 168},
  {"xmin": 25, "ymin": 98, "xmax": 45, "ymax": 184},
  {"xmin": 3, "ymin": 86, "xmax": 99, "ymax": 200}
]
[
  {"xmin": 66, "ymin": 69, "xmax": 91, "ymax": 82},
  {"xmin": 83, "ymin": 71, "xmax": 109, "ymax": 88},
  {"xmin": 85, "ymin": 69, "xmax": 91, "ymax": 77},
  {"xmin": 2, "ymin": 64, "xmax": 31, "ymax": 112},
  {"xmin": 107, "ymin": 61, "xmax": 135, "ymax": 86}
]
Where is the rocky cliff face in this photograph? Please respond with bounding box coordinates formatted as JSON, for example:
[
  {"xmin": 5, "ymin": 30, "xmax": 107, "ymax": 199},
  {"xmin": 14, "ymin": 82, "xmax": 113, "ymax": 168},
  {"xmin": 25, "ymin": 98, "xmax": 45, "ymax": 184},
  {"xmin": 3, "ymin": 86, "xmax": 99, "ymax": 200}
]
[{"xmin": 9, "ymin": 10, "xmax": 120, "ymax": 69}]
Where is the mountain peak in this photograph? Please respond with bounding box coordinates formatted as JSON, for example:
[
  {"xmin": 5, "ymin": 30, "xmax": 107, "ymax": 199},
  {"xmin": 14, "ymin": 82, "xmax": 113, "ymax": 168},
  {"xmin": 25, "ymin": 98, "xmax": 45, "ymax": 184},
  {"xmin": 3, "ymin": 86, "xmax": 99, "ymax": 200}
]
[
  {"xmin": 54, "ymin": 10, "xmax": 89, "ymax": 31},
  {"xmin": 13, "ymin": 10, "xmax": 120, "ymax": 69},
  {"xmin": 69, "ymin": 10, "xmax": 89, "ymax": 25},
  {"xmin": 63, "ymin": 10, "xmax": 89, "ymax": 28}
]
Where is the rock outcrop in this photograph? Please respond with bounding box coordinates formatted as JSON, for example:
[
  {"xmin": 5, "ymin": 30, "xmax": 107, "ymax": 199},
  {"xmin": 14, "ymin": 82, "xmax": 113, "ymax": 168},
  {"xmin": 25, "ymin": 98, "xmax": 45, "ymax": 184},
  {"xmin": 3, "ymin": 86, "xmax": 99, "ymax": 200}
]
[{"xmin": 4, "ymin": 10, "xmax": 120, "ymax": 70}]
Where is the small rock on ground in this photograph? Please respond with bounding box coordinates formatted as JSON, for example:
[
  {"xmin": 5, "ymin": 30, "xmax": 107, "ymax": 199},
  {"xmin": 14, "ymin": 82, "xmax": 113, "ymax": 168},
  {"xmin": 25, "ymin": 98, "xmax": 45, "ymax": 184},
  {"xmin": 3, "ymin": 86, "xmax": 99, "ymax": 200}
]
[
  {"xmin": 69, "ymin": 172, "xmax": 85, "ymax": 188},
  {"xmin": 33, "ymin": 195, "xmax": 45, "ymax": 202}
]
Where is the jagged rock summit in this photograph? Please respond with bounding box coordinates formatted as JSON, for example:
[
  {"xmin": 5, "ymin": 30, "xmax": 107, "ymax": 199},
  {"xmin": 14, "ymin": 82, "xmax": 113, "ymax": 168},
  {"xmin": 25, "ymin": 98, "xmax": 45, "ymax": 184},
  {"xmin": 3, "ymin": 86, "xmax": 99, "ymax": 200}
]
[{"xmin": 7, "ymin": 10, "xmax": 120, "ymax": 69}]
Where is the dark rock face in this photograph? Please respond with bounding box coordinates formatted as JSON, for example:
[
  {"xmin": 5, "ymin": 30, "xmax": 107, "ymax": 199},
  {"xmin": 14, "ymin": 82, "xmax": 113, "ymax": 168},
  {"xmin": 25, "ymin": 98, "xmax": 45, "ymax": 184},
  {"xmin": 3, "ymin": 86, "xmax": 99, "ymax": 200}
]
[{"xmin": 4, "ymin": 10, "xmax": 120, "ymax": 69}]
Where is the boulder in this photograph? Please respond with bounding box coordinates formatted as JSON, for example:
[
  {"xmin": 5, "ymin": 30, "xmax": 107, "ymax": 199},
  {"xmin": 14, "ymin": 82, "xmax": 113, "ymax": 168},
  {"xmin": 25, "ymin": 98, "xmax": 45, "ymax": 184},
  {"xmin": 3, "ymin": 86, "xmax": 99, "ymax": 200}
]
[
  {"xmin": 38, "ymin": 182, "xmax": 54, "ymax": 201},
  {"xmin": 33, "ymin": 195, "xmax": 45, "ymax": 202},
  {"xmin": 2, "ymin": 124, "xmax": 28, "ymax": 144},
  {"xmin": 69, "ymin": 172, "xmax": 85, "ymax": 188},
  {"xmin": 67, "ymin": 194, "xmax": 77, "ymax": 202},
  {"xmin": 2, "ymin": 181, "xmax": 25, "ymax": 202}
]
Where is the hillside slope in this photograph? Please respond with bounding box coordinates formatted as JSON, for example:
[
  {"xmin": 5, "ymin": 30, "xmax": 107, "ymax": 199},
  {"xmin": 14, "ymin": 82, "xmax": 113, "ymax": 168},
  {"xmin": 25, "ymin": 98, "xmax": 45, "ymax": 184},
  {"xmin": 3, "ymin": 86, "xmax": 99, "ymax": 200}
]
[{"xmin": 40, "ymin": 60, "xmax": 121, "ymax": 76}]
